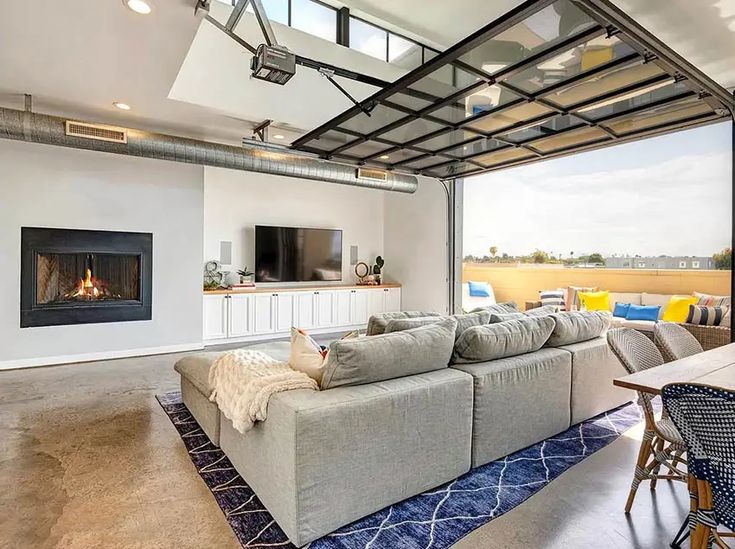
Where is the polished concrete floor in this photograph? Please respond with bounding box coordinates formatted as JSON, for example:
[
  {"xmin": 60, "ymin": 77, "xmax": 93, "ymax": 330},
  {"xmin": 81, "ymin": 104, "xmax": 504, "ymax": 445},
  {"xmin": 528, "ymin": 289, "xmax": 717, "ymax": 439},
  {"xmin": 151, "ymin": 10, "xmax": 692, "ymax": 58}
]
[{"xmin": 1, "ymin": 348, "xmax": 687, "ymax": 549}]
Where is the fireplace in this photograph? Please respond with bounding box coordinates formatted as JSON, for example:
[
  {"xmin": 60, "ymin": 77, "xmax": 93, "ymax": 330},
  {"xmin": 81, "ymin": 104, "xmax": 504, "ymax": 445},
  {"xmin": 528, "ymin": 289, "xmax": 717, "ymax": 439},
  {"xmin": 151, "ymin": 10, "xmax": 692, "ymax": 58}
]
[{"xmin": 21, "ymin": 228, "xmax": 152, "ymax": 327}]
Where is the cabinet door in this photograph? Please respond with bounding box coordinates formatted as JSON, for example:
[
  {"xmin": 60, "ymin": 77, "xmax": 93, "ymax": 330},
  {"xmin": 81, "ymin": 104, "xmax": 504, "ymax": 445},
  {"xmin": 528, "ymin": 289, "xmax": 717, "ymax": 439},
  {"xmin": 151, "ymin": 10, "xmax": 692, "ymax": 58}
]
[
  {"xmin": 228, "ymin": 294, "xmax": 252, "ymax": 337},
  {"xmin": 315, "ymin": 291, "xmax": 334, "ymax": 327},
  {"xmin": 334, "ymin": 290, "xmax": 352, "ymax": 326},
  {"xmin": 352, "ymin": 290, "xmax": 369, "ymax": 325},
  {"xmin": 384, "ymin": 288, "xmax": 401, "ymax": 313},
  {"xmin": 203, "ymin": 295, "xmax": 228, "ymax": 340},
  {"xmin": 275, "ymin": 293, "xmax": 295, "ymax": 332},
  {"xmin": 292, "ymin": 292, "xmax": 315, "ymax": 329},
  {"xmin": 367, "ymin": 289, "xmax": 385, "ymax": 317},
  {"xmin": 253, "ymin": 294, "xmax": 275, "ymax": 334}
]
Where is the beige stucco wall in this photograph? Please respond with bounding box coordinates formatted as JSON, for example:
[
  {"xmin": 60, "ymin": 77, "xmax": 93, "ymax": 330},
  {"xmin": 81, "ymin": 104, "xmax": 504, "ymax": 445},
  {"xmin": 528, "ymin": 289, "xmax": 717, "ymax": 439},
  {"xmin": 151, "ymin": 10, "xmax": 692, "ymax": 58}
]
[{"xmin": 463, "ymin": 263, "xmax": 731, "ymax": 307}]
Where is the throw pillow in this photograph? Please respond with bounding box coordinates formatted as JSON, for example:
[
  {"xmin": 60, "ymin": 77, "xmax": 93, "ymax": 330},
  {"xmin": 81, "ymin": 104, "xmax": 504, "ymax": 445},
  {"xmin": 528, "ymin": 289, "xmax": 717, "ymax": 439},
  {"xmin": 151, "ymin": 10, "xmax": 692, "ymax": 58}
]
[
  {"xmin": 468, "ymin": 281, "xmax": 492, "ymax": 298},
  {"xmin": 452, "ymin": 310, "xmax": 492, "ymax": 340},
  {"xmin": 579, "ymin": 290, "xmax": 609, "ymax": 311},
  {"xmin": 686, "ymin": 305, "xmax": 726, "ymax": 326},
  {"xmin": 626, "ymin": 304, "xmax": 660, "ymax": 322},
  {"xmin": 321, "ymin": 317, "xmax": 457, "ymax": 389},
  {"xmin": 488, "ymin": 311, "xmax": 527, "ymax": 323},
  {"xmin": 539, "ymin": 289, "xmax": 566, "ymax": 311},
  {"xmin": 566, "ymin": 286, "xmax": 597, "ymax": 311},
  {"xmin": 366, "ymin": 311, "xmax": 443, "ymax": 336},
  {"xmin": 545, "ymin": 311, "xmax": 611, "ymax": 347},
  {"xmin": 288, "ymin": 328, "xmax": 329, "ymax": 384},
  {"xmin": 613, "ymin": 302, "xmax": 631, "ymax": 318},
  {"xmin": 662, "ymin": 295, "xmax": 698, "ymax": 323},
  {"xmin": 694, "ymin": 292, "xmax": 731, "ymax": 309},
  {"xmin": 452, "ymin": 316, "xmax": 555, "ymax": 364}
]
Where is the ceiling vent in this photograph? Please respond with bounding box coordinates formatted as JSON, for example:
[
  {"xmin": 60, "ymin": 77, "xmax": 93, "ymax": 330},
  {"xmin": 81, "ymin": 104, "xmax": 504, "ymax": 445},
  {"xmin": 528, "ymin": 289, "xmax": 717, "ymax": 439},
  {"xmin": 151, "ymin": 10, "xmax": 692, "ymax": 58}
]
[
  {"xmin": 356, "ymin": 167, "xmax": 388, "ymax": 182},
  {"xmin": 65, "ymin": 121, "xmax": 128, "ymax": 144}
]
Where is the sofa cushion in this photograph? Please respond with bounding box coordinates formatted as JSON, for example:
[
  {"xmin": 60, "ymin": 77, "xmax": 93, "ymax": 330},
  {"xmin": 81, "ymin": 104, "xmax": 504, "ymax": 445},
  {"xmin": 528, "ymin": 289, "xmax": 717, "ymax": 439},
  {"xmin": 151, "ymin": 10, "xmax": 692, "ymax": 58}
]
[
  {"xmin": 662, "ymin": 295, "xmax": 698, "ymax": 323},
  {"xmin": 470, "ymin": 301, "xmax": 518, "ymax": 315},
  {"xmin": 609, "ymin": 292, "xmax": 642, "ymax": 308},
  {"xmin": 686, "ymin": 305, "xmax": 726, "ymax": 326},
  {"xmin": 641, "ymin": 293, "xmax": 671, "ymax": 318},
  {"xmin": 452, "ymin": 316, "xmax": 555, "ymax": 364},
  {"xmin": 384, "ymin": 316, "xmax": 444, "ymax": 334},
  {"xmin": 489, "ymin": 311, "xmax": 526, "ymax": 323},
  {"xmin": 366, "ymin": 311, "xmax": 442, "ymax": 336},
  {"xmin": 545, "ymin": 311, "xmax": 610, "ymax": 347},
  {"xmin": 613, "ymin": 302, "xmax": 631, "ymax": 318},
  {"xmin": 539, "ymin": 289, "xmax": 566, "ymax": 311},
  {"xmin": 524, "ymin": 304, "xmax": 558, "ymax": 317},
  {"xmin": 621, "ymin": 318, "xmax": 656, "ymax": 332},
  {"xmin": 627, "ymin": 304, "xmax": 660, "ymax": 321},
  {"xmin": 321, "ymin": 317, "xmax": 457, "ymax": 389},
  {"xmin": 566, "ymin": 286, "xmax": 596, "ymax": 311},
  {"xmin": 579, "ymin": 290, "xmax": 610, "ymax": 311},
  {"xmin": 453, "ymin": 310, "xmax": 491, "ymax": 339},
  {"xmin": 468, "ymin": 281, "xmax": 492, "ymax": 297}
]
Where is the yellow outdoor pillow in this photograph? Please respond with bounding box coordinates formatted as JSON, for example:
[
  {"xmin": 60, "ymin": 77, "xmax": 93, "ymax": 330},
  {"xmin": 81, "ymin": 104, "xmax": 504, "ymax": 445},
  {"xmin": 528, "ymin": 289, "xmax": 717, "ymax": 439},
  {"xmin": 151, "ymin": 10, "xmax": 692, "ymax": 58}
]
[
  {"xmin": 579, "ymin": 290, "xmax": 610, "ymax": 311},
  {"xmin": 662, "ymin": 295, "xmax": 698, "ymax": 322}
]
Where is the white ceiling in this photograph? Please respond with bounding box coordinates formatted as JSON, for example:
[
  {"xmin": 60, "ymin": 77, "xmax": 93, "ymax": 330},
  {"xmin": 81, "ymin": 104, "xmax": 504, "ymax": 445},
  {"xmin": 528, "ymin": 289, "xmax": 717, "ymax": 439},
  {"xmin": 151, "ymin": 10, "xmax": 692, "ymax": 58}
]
[{"xmin": 0, "ymin": 0, "xmax": 732, "ymax": 148}]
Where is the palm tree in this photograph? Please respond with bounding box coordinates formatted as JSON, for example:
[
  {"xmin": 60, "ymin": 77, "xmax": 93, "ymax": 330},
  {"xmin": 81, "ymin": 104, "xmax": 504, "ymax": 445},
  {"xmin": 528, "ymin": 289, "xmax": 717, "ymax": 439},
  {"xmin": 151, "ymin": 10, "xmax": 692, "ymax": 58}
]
[
  {"xmin": 570, "ymin": 251, "xmax": 575, "ymax": 264},
  {"xmin": 489, "ymin": 246, "xmax": 498, "ymax": 261}
]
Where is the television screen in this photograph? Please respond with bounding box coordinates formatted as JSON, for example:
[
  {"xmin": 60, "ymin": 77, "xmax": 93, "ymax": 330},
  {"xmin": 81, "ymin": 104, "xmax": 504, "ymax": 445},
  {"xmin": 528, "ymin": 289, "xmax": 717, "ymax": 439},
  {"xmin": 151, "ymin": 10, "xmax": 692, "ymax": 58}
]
[{"xmin": 255, "ymin": 226, "xmax": 343, "ymax": 282}]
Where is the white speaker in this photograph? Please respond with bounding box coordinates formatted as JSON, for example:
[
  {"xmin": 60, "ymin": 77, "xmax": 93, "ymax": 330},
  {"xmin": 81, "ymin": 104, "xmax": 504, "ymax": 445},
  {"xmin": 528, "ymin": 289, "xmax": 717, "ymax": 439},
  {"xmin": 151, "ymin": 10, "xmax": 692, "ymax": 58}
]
[
  {"xmin": 220, "ymin": 241, "xmax": 232, "ymax": 266},
  {"xmin": 350, "ymin": 245, "xmax": 358, "ymax": 266}
]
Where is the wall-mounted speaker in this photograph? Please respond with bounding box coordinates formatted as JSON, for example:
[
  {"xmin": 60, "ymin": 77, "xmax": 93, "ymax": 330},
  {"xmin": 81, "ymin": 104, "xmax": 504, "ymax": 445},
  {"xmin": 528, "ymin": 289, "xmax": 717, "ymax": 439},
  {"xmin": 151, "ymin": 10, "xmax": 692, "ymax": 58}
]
[
  {"xmin": 350, "ymin": 245, "xmax": 358, "ymax": 266},
  {"xmin": 220, "ymin": 241, "xmax": 232, "ymax": 265}
]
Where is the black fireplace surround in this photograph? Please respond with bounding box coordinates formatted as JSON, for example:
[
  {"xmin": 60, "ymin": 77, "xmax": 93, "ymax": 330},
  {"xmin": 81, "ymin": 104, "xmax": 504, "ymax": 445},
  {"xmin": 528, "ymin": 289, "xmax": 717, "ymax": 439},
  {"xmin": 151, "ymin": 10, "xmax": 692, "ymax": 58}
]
[{"xmin": 21, "ymin": 227, "xmax": 153, "ymax": 328}]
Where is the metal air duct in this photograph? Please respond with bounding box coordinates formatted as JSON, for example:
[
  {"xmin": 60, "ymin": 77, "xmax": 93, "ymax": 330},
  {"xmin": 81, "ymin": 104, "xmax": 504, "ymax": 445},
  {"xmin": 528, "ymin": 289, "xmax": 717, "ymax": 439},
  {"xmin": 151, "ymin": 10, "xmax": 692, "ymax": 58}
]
[{"xmin": 0, "ymin": 107, "xmax": 418, "ymax": 193}]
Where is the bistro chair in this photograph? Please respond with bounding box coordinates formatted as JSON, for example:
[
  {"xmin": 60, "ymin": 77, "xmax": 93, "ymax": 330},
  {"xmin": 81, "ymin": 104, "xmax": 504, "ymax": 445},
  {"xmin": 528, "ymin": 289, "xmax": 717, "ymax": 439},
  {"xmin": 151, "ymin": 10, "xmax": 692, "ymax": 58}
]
[
  {"xmin": 655, "ymin": 321, "xmax": 704, "ymax": 362},
  {"xmin": 662, "ymin": 383, "xmax": 735, "ymax": 548},
  {"xmin": 607, "ymin": 328, "xmax": 688, "ymax": 513}
]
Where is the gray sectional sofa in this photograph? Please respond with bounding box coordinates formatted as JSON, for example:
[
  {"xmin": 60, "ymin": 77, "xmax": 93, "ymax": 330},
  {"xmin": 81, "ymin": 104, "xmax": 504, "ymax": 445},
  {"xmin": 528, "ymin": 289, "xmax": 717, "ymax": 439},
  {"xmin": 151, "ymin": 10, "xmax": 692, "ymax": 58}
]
[{"xmin": 175, "ymin": 305, "xmax": 631, "ymax": 546}]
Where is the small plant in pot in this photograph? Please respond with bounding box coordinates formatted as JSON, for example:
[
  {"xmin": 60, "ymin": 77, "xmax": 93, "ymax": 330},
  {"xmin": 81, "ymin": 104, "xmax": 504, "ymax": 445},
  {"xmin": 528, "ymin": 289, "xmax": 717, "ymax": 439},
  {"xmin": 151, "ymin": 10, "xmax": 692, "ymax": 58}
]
[
  {"xmin": 372, "ymin": 256, "xmax": 384, "ymax": 285},
  {"xmin": 237, "ymin": 267, "xmax": 255, "ymax": 284}
]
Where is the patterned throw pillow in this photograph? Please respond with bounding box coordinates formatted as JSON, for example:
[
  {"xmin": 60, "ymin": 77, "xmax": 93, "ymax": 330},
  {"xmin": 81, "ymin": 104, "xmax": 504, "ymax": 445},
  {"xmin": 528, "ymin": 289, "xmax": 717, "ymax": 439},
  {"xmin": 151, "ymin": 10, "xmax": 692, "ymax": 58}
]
[
  {"xmin": 539, "ymin": 289, "xmax": 565, "ymax": 311},
  {"xmin": 566, "ymin": 286, "xmax": 597, "ymax": 311},
  {"xmin": 686, "ymin": 305, "xmax": 726, "ymax": 326},
  {"xmin": 693, "ymin": 292, "xmax": 731, "ymax": 327}
]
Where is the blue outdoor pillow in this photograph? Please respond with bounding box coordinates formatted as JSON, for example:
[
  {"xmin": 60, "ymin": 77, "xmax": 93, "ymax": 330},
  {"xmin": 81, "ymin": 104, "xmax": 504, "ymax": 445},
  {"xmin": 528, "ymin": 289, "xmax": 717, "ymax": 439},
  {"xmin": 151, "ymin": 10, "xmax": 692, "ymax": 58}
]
[
  {"xmin": 468, "ymin": 281, "xmax": 492, "ymax": 298},
  {"xmin": 626, "ymin": 304, "xmax": 660, "ymax": 322},
  {"xmin": 613, "ymin": 303, "xmax": 631, "ymax": 318}
]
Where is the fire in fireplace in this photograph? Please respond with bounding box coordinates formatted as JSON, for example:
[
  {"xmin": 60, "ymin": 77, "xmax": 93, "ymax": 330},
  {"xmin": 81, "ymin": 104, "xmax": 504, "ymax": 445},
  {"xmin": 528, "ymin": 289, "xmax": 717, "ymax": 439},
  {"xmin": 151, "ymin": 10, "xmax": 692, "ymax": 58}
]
[{"xmin": 21, "ymin": 228, "xmax": 152, "ymax": 327}]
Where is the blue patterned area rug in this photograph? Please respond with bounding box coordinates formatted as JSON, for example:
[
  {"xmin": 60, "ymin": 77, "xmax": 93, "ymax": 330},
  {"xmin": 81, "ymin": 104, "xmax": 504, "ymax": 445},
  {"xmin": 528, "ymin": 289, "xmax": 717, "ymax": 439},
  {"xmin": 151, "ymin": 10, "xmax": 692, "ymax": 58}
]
[{"xmin": 157, "ymin": 392, "xmax": 644, "ymax": 548}]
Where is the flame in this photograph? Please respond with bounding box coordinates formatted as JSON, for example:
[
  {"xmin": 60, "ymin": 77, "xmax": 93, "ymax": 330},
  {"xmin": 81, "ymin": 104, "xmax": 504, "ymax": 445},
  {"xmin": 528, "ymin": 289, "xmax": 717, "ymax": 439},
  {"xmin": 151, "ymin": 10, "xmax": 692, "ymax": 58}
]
[{"xmin": 72, "ymin": 268, "xmax": 101, "ymax": 298}]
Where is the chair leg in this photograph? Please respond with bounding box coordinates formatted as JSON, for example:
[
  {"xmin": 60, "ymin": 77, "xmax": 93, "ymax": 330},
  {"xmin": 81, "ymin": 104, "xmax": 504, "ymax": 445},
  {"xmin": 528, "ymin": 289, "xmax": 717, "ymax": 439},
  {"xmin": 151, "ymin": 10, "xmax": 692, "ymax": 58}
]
[
  {"xmin": 650, "ymin": 437, "xmax": 665, "ymax": 490},
  {"xmin": 625, "ymin": 430, "xmax": 654, "ymax": 513}
]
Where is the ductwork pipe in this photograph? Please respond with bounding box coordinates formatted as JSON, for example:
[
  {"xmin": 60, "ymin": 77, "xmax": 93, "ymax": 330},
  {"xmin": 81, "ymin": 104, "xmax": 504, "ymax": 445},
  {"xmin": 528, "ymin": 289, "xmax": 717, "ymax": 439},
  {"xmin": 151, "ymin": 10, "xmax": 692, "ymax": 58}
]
[{"xmin": 0, "ymin": 107, "xmax": 418, "ymax": 193}]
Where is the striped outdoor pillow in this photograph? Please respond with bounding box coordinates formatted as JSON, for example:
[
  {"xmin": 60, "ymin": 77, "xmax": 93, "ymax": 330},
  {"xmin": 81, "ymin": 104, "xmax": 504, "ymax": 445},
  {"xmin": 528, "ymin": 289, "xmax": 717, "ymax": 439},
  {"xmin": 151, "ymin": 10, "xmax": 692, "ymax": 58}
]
[
  {"xmin": 694, "ymin": 292, "xmax": 731, "ymax": 309},
  {"xmin": 686, "ymin": 305, "xmax": 725, "ymax": 326},
  {"xmin": 539, "ymin": 289, "xmax": 566, "ymax": 311}
]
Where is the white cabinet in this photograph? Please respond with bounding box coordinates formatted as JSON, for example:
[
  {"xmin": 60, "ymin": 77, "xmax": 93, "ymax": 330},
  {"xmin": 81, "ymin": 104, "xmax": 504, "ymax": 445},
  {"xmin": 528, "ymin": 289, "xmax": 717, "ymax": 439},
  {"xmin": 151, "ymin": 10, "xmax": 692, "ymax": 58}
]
[
  {"xmin": 294, "ymin": 292, "xmax": 315, "ymax": 329},
  {"xmin": 315, "ymin": 291, "xmax": 334, "ymax": 327},
  {"xmin": 203, "ymin": 294, "xmax": 228, "ymax": 340},
  {"xmin": 253, "ymin": 294, "xmax": 275, "ymax": 334},
  {"xmin": 204, "ymin": 286, "xmax": 401, "ymax": 343},
  {"xmin": 334, "ymin": 290, "xmax": 353, "ymax": 327},
  {"xmin": 228, "ymin": 294, "xmax": 252, "ymax": 337},
  {"xmin": 275, "ymin": 293, "xmax": 295, "ymax": 332},
  {"xmin": 384, "ymin": 287, "xmax": 401, "ymax": 313}
]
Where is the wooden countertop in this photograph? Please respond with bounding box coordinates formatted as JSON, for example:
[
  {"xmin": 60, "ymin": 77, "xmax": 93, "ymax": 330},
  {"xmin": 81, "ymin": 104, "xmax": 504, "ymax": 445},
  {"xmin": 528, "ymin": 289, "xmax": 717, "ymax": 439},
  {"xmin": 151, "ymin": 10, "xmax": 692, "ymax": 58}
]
[{"xmin": 205, "ymin": 283, "xmax": 402, "ymax": 295}]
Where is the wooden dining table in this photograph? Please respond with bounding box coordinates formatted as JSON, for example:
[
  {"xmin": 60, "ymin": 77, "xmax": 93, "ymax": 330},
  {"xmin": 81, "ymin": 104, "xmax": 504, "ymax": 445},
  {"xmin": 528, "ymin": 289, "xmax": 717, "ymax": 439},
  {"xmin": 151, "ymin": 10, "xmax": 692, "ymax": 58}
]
[{"xmin": 614, "ymin": 342, "xmax": 735, "ymax": 548}]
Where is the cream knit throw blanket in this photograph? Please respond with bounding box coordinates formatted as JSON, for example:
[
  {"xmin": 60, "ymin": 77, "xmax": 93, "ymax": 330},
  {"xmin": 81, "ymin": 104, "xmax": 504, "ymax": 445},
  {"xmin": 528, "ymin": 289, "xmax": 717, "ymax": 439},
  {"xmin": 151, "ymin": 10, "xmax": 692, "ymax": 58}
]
[{"xmin": 208, "ymin": 349, "xmax": 318, "ymax": 434}]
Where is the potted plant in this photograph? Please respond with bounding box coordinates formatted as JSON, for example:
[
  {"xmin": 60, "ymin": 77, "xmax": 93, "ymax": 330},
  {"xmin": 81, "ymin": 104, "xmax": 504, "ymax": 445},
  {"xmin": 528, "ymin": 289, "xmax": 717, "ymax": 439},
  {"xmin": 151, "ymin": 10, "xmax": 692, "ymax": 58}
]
[
  {"xmin": 237, "ymin": 267, "xmax": 255, "ymax": 284},
  {"xmin": 372, "ymin": 256, "xmax": 384, "ymax": 285}
]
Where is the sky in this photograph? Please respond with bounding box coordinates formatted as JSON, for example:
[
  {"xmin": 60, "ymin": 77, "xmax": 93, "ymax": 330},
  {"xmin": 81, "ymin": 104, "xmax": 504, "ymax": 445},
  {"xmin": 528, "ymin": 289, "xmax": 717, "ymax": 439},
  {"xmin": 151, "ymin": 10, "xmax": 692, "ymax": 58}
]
[{"xmin": 463, "ymin": 121, "xmax": 733, "ymax": 259}]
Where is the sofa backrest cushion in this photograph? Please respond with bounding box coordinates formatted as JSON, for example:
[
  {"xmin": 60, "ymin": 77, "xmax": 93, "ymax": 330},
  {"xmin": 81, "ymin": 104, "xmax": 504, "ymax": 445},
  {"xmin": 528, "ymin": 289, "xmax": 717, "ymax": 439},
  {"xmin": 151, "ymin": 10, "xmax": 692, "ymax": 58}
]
[
  {"xmin": 453, "ymin": 310, "xmax": 491, "ymax": 339},
  {"xmin": 489, "ymin": 311, "xmax": 526, "ymax": 323},
  {"xmin": 470, "ymin": 301, "xmax": 518, "ymax": 315},
  {"xmin": 384, "ymin": 316, "xmax": 444, "ymax": 334},
  {"xmin": 524, "ymin": 305, "xmax": 558, "ymax": 317},
  {"xmin": 366, "ymin": 310, "xmax": 443, "ymax": 336},
  {"xmin": 641, "ymin": 293, "xmax": 672, "ymax": 319},
  {"xmin": 609, "ymin": 292, "xmax": 642, "ymax": 308},
  {"xmin": 545, "ymin": 311, "xmax": 611, "ymax": 347},
  {"xmin": 322, "ymin": 317, "xmax": 458, "ymax": 389},
  {"xmin": 451, "ymin": 316, "xmax": 555, "ymax": 364}
]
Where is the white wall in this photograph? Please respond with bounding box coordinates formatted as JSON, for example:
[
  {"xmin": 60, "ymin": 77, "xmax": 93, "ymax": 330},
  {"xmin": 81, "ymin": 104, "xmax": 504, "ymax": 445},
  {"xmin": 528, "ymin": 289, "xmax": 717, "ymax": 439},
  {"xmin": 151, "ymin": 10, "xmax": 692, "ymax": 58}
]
[
  {"xmin": 384, "ymin": 177, "xmax": 449, "ymax": 313},
  {"xmin": 0, "ymin": 140, "xmax": 204, "ymax": 368},
  {"xmin": 203, "ymin": 167, "xmax": 385, "ymax": 284}
]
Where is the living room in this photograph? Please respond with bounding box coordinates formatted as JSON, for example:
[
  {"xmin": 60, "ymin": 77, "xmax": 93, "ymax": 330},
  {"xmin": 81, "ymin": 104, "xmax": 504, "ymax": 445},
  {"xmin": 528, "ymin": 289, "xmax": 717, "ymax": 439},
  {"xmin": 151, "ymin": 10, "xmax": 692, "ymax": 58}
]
[{"xmin": 2, "ymin": 0, "xmax": 734, "ymax": 548}]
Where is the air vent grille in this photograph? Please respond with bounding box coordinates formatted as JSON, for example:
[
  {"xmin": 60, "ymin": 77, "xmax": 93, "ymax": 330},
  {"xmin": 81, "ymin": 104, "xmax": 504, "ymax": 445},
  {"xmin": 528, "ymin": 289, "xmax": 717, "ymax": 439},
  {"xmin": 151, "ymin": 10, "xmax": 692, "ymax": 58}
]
[
  {"xmin": 65, "ymin": 121, "xmax": 127, "ymax": 144},
  {"xmin": 356, "ymin": 167, "xmax": 388, "ymax": 182}
]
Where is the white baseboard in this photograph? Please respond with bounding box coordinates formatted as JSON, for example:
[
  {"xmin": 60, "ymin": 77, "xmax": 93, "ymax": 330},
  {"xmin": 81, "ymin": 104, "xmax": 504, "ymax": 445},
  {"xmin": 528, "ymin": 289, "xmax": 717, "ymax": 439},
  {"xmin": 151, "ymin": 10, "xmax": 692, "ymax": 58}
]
[{"xmin": 0, "ymin": 342, "xmax": 205, "ymax": 371}]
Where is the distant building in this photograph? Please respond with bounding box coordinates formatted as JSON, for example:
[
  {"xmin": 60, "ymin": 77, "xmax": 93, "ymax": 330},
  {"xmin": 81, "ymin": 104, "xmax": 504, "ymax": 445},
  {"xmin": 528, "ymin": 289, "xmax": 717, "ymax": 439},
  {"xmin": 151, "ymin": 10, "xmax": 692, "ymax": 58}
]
[{"xmin": 604, "ymin": 256, "xmax": 714, "ymax": 270}]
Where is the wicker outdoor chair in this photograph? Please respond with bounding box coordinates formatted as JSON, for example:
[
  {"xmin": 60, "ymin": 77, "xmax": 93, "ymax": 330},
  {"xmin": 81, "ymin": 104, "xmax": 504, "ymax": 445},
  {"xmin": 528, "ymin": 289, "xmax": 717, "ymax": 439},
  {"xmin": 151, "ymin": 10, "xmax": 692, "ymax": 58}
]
[
  {"xmin": 607, "ymin": 328, "xmax": 688, "ymax": 513},
  {"xmin": 662, "ymin": 383, "xmax": 735, "ymax": 548},
  {"xmin": 655, "ymin": 321, "xmax": 704, "ymax": 362},
  {"xmin": 682, "ymin": 324, "xmax": 731, "ymax": 351}
]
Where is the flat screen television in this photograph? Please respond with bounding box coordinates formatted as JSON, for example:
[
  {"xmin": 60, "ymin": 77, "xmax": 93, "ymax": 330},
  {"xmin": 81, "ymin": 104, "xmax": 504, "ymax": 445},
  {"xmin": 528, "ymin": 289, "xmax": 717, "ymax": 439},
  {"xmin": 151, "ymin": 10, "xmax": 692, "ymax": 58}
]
[{"xmin": 254, "ymin": 225, "xmax": 343, "ymax": 283}]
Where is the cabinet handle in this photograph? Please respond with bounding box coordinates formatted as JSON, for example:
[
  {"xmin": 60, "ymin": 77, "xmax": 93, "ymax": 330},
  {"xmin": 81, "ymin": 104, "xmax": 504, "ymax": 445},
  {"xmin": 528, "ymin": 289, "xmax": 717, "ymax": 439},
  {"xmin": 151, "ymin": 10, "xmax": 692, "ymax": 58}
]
[
  {"xmin": 272, "ymin": 293, "xmax": 278, "ymax": 297},
  {"xmin": 314, "ymin": 291, "xmax": 319, "ymax": 295}
]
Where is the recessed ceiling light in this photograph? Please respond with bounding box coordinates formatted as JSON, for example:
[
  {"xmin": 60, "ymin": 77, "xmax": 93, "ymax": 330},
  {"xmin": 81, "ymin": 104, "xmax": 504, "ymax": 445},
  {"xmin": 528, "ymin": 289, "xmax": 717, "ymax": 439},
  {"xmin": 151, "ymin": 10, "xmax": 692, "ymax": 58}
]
[
  {"xmin": 113, "ymin": 102, "xmax": 132, "ymax": 111},
  {"xmin": 124, "ymin": 0, "xmax": 152, "ymax": 15},
  {"xmin": 379, "ymin": 155, "xmax": 390, "ymax": 160},
  {"xmin": 273, "ymin": 134, "xmax": 285, "ymax": 140}
]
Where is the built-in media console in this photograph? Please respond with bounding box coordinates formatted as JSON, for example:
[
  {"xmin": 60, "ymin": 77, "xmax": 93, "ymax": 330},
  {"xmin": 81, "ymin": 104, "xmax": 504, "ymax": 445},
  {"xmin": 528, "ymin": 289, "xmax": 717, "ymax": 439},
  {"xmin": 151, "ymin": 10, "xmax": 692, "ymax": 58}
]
[{"xmin": 202, "ymin": 284, "xmax": 401, "ymax": 343}]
